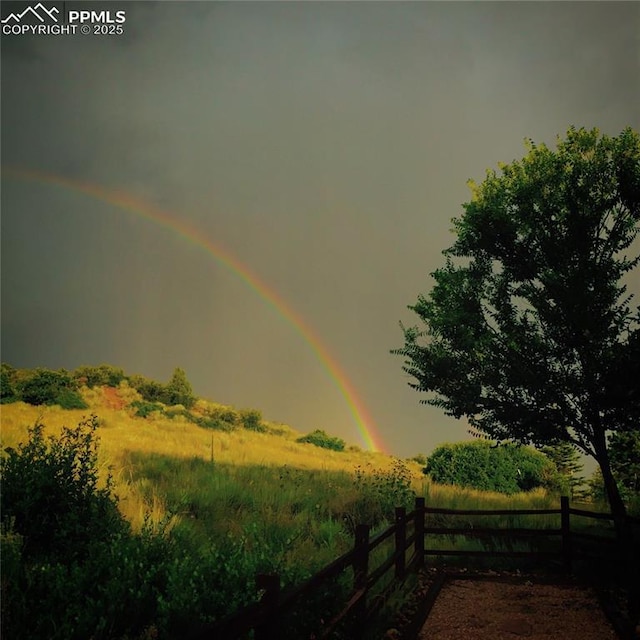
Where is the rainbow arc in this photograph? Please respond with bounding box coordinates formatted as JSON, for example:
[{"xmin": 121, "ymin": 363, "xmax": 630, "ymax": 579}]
[{"xmin": 3, "ymin": 166, "xmax": 385, "ymax": 452}]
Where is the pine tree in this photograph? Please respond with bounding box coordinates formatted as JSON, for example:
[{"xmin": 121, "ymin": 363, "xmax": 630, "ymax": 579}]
[
  {"xmin": 541, "ymin": 442, "xmax": 586, "ymax": 500},
  {"xmin": 164, "ymin": 367, "xmax": 196, "ymax": 409}
]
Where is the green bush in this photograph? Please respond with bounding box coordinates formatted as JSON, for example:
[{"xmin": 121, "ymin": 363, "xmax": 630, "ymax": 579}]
[
  {"xmin": 129, "ymin": 369, "xmax": 196, "ymax": 408},
  {"xmin": 163, "ymin": 407, "xmax": 237, "ymax": 431},
  {"xmin": 73, "ymin": 364, "xmax": 126, "ymax": 388},
  {"xmin": 204, "ymin": 404, "xmax": 240, "ymax": 430},
  {"xmin": 240, "ymin": 408, "xmax": 267, "ymax": 432},
  {"xmin": 18, "ymin": 368, "xmax": 88, "ymax": 409},
  {"xmin": 297, "ymin": 429, "xmax": 346, "ymax": 452},
  {"xmin": 131, "ymin": 400, "xmax": 165, "ymax": 418},
  {"xmin": 1, "ymin": 364, "xmax": 18, "ymax": 403},
  {"xmin": 56, "ymin": 387, "xmax": 89, "ymax": 409},
  {"xmin": 0, "ymin": 415, "xmax": 126, "ymax": 561},
  {"xmin": 424, "ymin": 441, "xmax": 558, "ymax": 494},
  {"xmin": 129, "ymin": 374, "xmax": 167, "ymax": 403}
]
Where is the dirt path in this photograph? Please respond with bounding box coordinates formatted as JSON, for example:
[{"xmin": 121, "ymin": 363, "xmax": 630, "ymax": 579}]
[
  {"xmin": 102, "ymin": 386, "xmax": 127, "ymax": 410},
  {"xmin": 418, "ymin": 578, "xmax": 618, "ymax": 639}
]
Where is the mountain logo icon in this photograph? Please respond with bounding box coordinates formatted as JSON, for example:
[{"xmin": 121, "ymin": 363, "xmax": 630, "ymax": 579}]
[{"xmin": 1, "ymin": 3, "xmax": 59, "ymax": 24}]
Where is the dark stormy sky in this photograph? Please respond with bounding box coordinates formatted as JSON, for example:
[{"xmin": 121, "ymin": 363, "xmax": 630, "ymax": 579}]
[{"xmin": 2, "ymin": 1, "xmax": 639, "ymax": 458}]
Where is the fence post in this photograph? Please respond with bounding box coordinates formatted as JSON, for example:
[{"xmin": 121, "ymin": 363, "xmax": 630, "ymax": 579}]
[
  {"xmin": 255, "ymin": 573, "xmax": 280, "ymax": 640},
  {"xmin": 395, "ymin": 506, "xmax": 407, "ymax": 580},
  {"xmin": 560, "ymin": 496, "xmax": 572, "ymax": 573},
  {"xmin": 414, "ymin": 497, "xmax": 425, "ymax": 570},
  {"xmin": 352, "ymin": 523, "xmax": 370, "ymax": 639}
]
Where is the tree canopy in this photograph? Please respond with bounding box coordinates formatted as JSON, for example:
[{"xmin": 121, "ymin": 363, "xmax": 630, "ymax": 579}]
[{"xmin": 394, "ymin": 127, "xmax": 640, "ymax": 526}]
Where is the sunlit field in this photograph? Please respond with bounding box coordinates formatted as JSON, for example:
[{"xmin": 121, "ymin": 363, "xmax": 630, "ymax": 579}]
[{"xmin": 0, "ymin": 388, "xmax": 560, "ymax": 538}]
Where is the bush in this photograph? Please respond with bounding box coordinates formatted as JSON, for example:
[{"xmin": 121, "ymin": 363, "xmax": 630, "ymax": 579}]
[
  {"xmin": 424, "ymin": 441, "xmax": 558, "ymax": 494},
  {"xmin": 206, "ymin": 404, "xmax": 241, "ymax": 429},
  {"xmin": 1, "ymin": 364, "xmax": 18, "ymax": 403},
  {"xmin": 129, "ymin": 374, "xmax": 167, "ymax": 403},
  {"xmin": 18, "ymin": 368, "xmax": 88, "ymax": 409},
  {"xmin": 0, "ymin": 415, "xmax": 126, "ymax": 561},
  {"xmin": 297, "ymin": 430, "xmax": 346, "ymax": 452},
  {"xmin": 164, "ymin": 406, "xmax": 238, "ymax": 431},
  {"xmin": 240, "ymin": 408, "xmax": 266, "ymax": 432},
  {"xmin": 129, "ymin": 369, "xmax": 196, "ymax": 408},
  {"xmin": 131, "ymin": 400, "xmax": 165, "ymax": 418},
  {"xmin": 73, "ymin": 364, "xmax": 126, "ymax": 388},
  {"xmin": 56, "ymin": 387, "xmax": 90, "ymax": 409}
]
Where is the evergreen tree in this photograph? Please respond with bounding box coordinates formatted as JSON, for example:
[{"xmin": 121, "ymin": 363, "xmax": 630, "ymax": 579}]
[
  {"xmin": 541, "ymin": 442, "xmax": 586, "ymax": 500},
  {"xmin": 164, "ymin": 367, "xmax": 196, "ymax": 408}
]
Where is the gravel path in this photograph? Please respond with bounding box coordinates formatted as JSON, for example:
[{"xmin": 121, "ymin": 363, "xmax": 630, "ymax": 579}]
[{"xmin": 418, "ymin": 578, "xmax": 618, "ymax": 639}]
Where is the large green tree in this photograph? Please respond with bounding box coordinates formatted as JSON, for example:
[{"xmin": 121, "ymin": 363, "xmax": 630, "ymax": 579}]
[{"xmin": 394, "ymin": 127, "xmax": 639, "ymax": 534}]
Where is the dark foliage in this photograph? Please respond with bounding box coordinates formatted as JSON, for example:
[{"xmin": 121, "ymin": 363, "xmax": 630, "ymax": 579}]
[
  {"xmin": 424, "ymin": 441, "xmax": 560, "ymax": 494},
  {"xmin": 297, "ymin": 429, "xmax": 346, "ymax": 452},
  {"xmin": 18, "ymin": 368, "xmax": 88, "ymax": 409},
  {"xmin": 0, "ymin": 415, "xmax": 126, "ymax": 561},
  {"xmin": 394, "ymin": 127, "xmax": 640, "ymax": 527}
]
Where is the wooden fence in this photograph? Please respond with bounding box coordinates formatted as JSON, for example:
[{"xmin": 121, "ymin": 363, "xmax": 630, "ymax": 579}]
[{"xmin": 187, "ymin": 497, "xmax": 638, "ymax": 640}]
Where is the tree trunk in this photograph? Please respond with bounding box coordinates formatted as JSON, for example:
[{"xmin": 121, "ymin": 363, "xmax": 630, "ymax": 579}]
[
  {"xmin": 594, "ymin": 429, "xmax": 627, "ymax": 534},
  {"xmin": 594, "ymin": 429, "xmax": 639, "ymax": 628}
]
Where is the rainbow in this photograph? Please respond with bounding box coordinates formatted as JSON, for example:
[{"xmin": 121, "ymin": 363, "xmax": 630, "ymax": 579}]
[{"xmin": 3, "ymin": 166, "xmax": 385, "ymax": 452}]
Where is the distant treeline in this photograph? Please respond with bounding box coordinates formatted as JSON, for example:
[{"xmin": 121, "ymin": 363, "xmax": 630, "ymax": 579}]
[
  {"xmin": 0, "ymin": 363, "xmax": 196, "ymax": 410},
  {"xmin": 0, "ymin": 362, "xmax": 348, "ymax": 451}
]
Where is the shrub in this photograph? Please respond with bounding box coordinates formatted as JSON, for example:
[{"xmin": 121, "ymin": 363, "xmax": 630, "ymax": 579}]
[
  {"xmin": 0, "ymin": 415, "xmax": 126, "ymax": 561},
  {"xmin": 206, "ymin": 404, "xmax": 240, "ymax": 428},
  {"xmin": 297, "ymin": 430, "xmax": 346, "ymax": 452},
  {"xmin": 18, "ymin": 368, "xmax": 87, "ymax": 409},
  {"xmin": 129, "ymin": 374, "xmax": 167, "ymax": 403},
  {"xmin": 73, "ymin": 364, "xmax": 126, "ymax": 388},
  {"xmin": 164, "ymin": 407, "xmax": 238, "ymax": 431},
  {"xmin": 131, "ymin": 400, "xmax": 165, "ymax": 418},
  {"xmin": 0, "ymin": 364, "xmax": 18, "ymax": 404},
  {"xmin": 424, "ymin": 441, "xmax": 558, "ymax": 494},
  {"xmin": 240, "ymin": 408, "xmax": 267, "ymax": 432},
  {"xmin": 55, "ymin": 387, "xmax": 89, "ymax": 409}
]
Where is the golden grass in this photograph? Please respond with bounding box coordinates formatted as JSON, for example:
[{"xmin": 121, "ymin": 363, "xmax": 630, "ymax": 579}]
[
  {"xmin": 0, "ymin": 386, "xmax": 558, "ymax": 531},
  {"xmin": 0, "ymin": 390, "xmax": 425, "ymax": 529}
]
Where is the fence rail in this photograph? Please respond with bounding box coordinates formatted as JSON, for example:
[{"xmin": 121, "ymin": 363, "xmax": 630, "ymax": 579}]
[{"xmin": 187, "ymin": 497, "xmax": 637, "ymax": 640}]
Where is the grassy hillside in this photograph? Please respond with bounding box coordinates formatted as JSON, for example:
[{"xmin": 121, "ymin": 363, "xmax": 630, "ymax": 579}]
[
  {"xmin": 1, "ymin": 382, "xmax": 421, "ymax": 530},
  {"xmin": 0, "ymin": 381, "xmax": 559, "ymax": 531}
]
